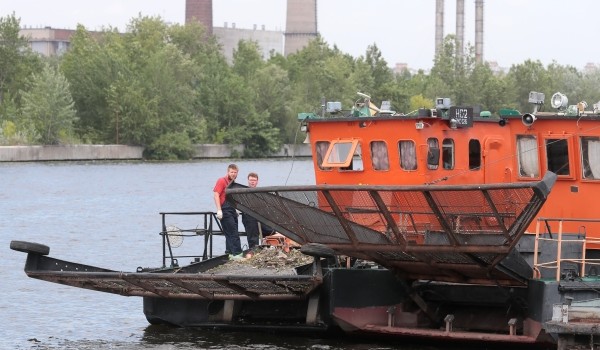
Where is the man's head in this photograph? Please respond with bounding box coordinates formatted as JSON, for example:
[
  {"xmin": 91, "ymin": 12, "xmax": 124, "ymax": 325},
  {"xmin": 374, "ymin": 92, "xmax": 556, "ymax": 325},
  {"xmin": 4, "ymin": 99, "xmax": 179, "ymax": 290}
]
[
  {"xmin": 247, "ymin": 172, "xmax": 259, "ymax": 188},
  {"xmin": 227, "ymin": 164, "xmax": 239, "ymax": 181}
]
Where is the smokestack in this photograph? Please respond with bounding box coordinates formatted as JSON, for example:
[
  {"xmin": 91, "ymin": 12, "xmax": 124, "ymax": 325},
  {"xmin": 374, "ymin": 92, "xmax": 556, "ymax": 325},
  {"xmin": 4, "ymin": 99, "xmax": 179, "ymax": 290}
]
[
  {"xmin": 284, "ymin": 0, "xmax": 318, "ymax": 56},
  {"xmin": 185, "ymin": 0, "xmax": 213, "ymax": 35},
  {"xmin": 455, "ymin": 0, "xmax": 464, "ymax": 58},
  {"xmin": 435, "ymin": 0, "xmax": 444, "ymax": 57},
  {"xmin": 475, "ymin": 0, "xmax": 484, "ymax": 63}
]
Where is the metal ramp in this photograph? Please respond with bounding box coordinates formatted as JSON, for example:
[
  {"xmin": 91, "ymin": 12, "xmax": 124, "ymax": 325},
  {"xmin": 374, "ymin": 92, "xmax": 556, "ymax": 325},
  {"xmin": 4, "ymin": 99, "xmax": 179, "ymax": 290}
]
[
  {"xmin": 227, "ymin": 172, "xmax": 557, "ymax": 286},
  {"xmin": 11, "ymin": 244, "xmax": 321, "ymax": 300}
]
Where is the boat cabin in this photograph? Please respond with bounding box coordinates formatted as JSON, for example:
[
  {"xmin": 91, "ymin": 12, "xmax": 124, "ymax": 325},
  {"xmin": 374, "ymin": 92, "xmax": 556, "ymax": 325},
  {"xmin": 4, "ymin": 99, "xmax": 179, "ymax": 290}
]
[{"xmin": 300, "ymin": 92, "xmax": 600, "ymax": 240}]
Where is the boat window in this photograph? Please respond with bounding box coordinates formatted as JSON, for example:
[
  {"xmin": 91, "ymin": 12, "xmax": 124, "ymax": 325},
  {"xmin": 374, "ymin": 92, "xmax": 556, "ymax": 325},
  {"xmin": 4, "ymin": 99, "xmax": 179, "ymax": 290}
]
[
  {"xmin": 517, "ymin": 135, "xmax": 540, "ymax": 178},
  {"xmin": 546, "ymin": 138, "xmax": 570, "ymax": 176},
  {"xmin": 427, "ymin": 138, "xmax": 439, "ymax": 170},
  {"xmin": 346, "ymin": 143, "xmax": 363, "ymax": 171},
  {"xmin": 398, "ymin": 140, "xmax": 417, "ymax": 170},
  {"xmin": 370, "ymin": 141, "xmax": 389, "ymax": 171},
  {"xmin": 442, "ymin": 139, "xmax": 454, "ymax": 170},
  {"xmin": 322, "ymin": 139, "xmax": 363, "ymax": 171},
  {"xmin": 581, "ymin": 136, "xmax": 600, "ymax": 180},
  {"xmin": 469, "ymin": 139, "xmax": 481, "ymax": 170},
  {"xmin": 315, "ymin": 141, "xmax": 332, "ymax": 171}
]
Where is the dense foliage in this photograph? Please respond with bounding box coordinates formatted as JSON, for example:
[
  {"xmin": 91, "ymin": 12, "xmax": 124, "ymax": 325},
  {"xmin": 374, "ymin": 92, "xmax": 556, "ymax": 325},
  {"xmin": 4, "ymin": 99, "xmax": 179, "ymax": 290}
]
[{"xmin": 2, "ymin": 14, "xmax": 600, "ymax": 159}]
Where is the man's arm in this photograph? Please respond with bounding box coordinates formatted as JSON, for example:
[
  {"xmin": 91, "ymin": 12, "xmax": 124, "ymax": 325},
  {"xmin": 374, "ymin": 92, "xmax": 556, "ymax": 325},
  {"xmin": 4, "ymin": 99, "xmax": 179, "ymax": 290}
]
[
  {"xmin": 213, "ymin": 191, "xmax": 223, "ymax": 219},
  {"xmin": 213, "ymin": 191, "xmax": 221, "ymax": 211}
]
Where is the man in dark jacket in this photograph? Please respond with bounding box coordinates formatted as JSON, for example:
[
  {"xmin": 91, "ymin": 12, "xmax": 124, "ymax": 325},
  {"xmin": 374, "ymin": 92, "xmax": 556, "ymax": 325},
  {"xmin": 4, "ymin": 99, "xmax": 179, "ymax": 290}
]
[{"xmin": 241, "ymin": 172, "xmax": 275, "ymax": 249}]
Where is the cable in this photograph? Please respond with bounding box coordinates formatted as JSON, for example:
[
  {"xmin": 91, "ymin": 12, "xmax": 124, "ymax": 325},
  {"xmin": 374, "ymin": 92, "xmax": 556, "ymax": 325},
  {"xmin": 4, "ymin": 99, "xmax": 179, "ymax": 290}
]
[{"xmin": 284, "ymin": 118, "xmax": 305, "ymax": 185}]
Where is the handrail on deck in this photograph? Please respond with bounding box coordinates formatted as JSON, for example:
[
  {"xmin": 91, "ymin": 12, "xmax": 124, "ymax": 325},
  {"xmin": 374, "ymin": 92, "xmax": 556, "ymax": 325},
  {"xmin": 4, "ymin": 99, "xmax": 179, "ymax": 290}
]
[
  {"xmin": 533, "ymin": 217, "xmax": 600, "ymax": 281},
  {"xmin": 159, "ymin": 211, "xmax": 223, "ymax": 268}
]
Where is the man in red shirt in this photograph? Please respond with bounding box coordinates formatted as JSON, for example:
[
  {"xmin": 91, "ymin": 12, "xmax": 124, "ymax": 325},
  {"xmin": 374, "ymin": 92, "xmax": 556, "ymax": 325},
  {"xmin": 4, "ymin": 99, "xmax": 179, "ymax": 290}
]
[{"xmin": 213, "ymin": 163, "xmax": 242, "ymax": 258}]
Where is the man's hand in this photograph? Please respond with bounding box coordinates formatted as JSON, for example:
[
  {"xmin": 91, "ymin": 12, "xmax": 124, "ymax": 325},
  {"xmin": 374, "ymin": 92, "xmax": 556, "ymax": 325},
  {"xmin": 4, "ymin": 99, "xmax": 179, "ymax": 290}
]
[{"xmin": 216, "ymin": 210, "xmax": 223, "ymax": 220}]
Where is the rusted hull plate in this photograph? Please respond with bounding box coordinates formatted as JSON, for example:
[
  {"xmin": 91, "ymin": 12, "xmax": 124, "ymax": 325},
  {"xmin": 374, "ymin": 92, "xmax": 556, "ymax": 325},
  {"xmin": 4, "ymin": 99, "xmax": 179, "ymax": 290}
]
[{"xmin": 332, "ymin": 307, "xmax": 539, "ymax": 344}]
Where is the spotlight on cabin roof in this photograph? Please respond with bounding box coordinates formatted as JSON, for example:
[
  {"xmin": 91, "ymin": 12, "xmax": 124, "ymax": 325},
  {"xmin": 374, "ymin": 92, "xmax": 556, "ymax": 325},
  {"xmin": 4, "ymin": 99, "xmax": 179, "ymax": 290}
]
[{"xmin": 551, "ymin": 92, "xmax": 568, "ymax": 110}]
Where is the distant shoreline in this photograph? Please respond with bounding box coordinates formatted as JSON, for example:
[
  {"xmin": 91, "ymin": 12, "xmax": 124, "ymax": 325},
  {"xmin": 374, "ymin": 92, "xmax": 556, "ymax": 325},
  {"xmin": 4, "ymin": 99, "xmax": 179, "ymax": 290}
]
[{"xmin": 0, "ymin": 144, "xmax": 311, "ymax": 162}]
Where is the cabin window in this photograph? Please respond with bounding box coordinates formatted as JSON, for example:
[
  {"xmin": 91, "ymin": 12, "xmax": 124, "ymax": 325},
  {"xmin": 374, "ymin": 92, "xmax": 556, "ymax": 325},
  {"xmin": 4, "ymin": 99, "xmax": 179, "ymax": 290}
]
[
  {"xmin": 581, "ymin": 136, "xmax": 600, "ymax": 180},
  {"xmin": 315, "ymin": 141, "xmax": 332, "ymax": 171},
  {"xmin": 322, "ymin": 139, "xmax": 363, "ymax": 171},
  {"xmin": 398, "ymin": 140, "xmax": 417, "ymax": 170},
  {"xmin": 343, "ymin": 143, "xmax": 363, "ymax": 171},
  {"xmin": 546, "ymin": 138, "xmax": 570, "ymax": 176},
  {"xmin": 370, "ymin": 141, "xmax": 389, "ymax": 171},
  {"xmin": 468, "ymin": 139, "xmax": 481, "ymax": 170},
  {"xmin": 442, "ymin": 139, "xmax": 455, "ymax": 170},
  {"xmin": 517, "ymin": 135, "xmax": 540, "ymax": 178},
  {"xmin": 427, "ymin": 138, "xmax": 440, "ymax": 170}
]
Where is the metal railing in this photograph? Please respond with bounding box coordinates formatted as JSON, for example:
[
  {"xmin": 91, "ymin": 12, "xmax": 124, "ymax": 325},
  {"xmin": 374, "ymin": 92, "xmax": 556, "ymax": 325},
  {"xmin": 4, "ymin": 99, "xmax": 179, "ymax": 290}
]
[
  {"xmin": 159, "ymin": 211, "xmax": 223, "ymax": 268},
  {"xmin": 533, "ymin": 217, "xmax": 600, "ymax": 280}
]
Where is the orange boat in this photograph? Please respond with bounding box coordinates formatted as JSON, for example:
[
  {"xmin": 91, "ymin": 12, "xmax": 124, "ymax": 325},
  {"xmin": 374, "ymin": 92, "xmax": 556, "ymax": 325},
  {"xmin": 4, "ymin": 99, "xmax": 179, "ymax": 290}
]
[
  {"xmin": 226, "ymin": 91, "xmax": 600, "ymax": 348},
  {"xmin": 11, "ymin": 91, "xmax": 600, "ymax": 349},
  {"xmin": 299, "ymin": 92, "xmax": 600, "ymax": 243}
]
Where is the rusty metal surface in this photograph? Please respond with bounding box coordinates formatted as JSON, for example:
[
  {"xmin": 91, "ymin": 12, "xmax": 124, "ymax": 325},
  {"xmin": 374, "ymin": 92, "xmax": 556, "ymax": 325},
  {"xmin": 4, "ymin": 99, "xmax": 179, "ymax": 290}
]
[
  {"xmin": 332, "ymin": 307, "xmax": 539, "ymax": 344},
  {"xmin": 227, "ymin": 172, "xmax": 557, "ymax": 285},
  {"xmin": 22, "ymin": 254, "xmax": 321, "ymax": 300}
]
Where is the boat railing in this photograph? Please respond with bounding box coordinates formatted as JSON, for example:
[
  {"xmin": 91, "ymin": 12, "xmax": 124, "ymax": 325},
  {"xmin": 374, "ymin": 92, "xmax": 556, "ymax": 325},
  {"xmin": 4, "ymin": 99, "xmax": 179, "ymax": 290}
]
[
  {"xmin": 533, "ymin": 217, "xmax": 600, "ymax": 281},
  {"xmin": 159, "ymin": 211, "xmax": 223, "ymax": 268}
]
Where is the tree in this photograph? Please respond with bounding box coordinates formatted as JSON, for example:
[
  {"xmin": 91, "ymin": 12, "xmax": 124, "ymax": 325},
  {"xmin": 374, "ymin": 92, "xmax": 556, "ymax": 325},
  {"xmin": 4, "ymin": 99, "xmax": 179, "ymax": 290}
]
[
  {"xmin": 362, "ymin": 43, "xmax": 395, "ymax": 98},
  {"xmin": 61, "ymin": 25, "xmax": 126, "ymax": 142},
  {"xmin": 223, "ymin": 113, "xmax": 281, "ymax": 158},
  {"xmin": 232, "ymin": 40, "xmax": 264, "ymax": 79},
  {"xmin": 0, "ymin": 13, "xmax": 41, "ymax": 115},
  {"xmin": 468, "ymin": 62, "xmax": 510, "ymax": 113},
  {"xmin": 251, "ymin": 64, "xmax": 294, "ymax": 142},
  {"xmin": 506, "ymin": 60, "xmax": 551, "ymax": 112},
  {"xmin": 19, "ymin": 64, "xmax": 77, "ymax": 144}
]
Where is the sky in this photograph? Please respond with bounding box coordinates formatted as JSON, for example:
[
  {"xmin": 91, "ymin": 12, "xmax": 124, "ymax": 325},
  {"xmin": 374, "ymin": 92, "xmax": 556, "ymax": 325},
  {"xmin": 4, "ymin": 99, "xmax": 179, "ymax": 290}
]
[{"xmin": 4, "ymin": 0, "xmax": 600, "ymax": 71}]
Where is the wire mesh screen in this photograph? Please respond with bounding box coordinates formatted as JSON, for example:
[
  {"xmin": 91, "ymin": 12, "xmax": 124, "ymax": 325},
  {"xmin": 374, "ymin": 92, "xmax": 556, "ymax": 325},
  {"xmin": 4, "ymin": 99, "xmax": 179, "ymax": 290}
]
[
  {"xmin": 229, "ymin": 185, "xmax": 542, "ymax": 248},
  {"xmin": 228, "ymin": 176, "xmax": 554, "ymax": 285}
]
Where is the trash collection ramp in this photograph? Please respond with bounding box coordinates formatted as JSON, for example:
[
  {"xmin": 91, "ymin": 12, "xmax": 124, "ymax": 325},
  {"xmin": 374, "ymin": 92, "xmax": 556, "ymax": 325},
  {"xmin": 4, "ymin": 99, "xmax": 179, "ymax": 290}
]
[
  {"xmin": 227, "ymin": 172, "xmax": 556, "ymax": 285},
  {"xmin": 22, "ymin": 255, "xmax": 321, "ymax": 300}
]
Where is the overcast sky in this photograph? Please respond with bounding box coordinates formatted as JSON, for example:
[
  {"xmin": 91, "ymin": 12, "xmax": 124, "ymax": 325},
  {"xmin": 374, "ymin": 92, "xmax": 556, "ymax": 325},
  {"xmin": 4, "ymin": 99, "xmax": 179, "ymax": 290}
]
[{"xmin": 4, "ymin": 0, "xmax": 599, "ymax": 71}]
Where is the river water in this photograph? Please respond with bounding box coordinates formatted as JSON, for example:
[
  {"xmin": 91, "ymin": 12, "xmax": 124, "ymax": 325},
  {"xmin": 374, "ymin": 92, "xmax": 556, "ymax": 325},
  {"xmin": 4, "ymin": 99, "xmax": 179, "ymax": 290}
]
[{"xmin": 3, "ymin": 159, "xmax": 466, "ymax": 350}]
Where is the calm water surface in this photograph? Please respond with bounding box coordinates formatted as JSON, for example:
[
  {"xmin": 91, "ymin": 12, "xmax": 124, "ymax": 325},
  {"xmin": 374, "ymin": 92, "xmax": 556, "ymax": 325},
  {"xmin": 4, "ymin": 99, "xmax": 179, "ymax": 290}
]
[{"xmin": 3, "ymin": 159, "xmax": 467, "ymax": 350}]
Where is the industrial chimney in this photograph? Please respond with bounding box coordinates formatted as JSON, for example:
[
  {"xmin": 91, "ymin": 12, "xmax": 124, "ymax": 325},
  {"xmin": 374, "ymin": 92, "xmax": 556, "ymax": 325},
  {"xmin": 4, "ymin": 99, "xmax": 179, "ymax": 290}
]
[
  {"xmin": 185, "ymin": 0, "xmax": 213, "ymax": 35},
  {"xmin": 455, "ymin": 0, "xmax": 464, "ymax": 58},
  {"xmin": 284, "ymin": 0, "xmax": 318, "ymax": 56},
  {"xmin": 475, "ymin": 0, "xmax": 484, "ymax": 63},
  {"xmin": 435, "ymin": 0, "xmax": 444, "ymax": 58}
]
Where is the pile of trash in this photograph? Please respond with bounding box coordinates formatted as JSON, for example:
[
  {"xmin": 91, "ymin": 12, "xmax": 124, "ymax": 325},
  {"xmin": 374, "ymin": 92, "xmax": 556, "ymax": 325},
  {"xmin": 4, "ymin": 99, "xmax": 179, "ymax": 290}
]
[{"xmin": 206, "ymin": 246, "xmax": 314, "ymax": 276}]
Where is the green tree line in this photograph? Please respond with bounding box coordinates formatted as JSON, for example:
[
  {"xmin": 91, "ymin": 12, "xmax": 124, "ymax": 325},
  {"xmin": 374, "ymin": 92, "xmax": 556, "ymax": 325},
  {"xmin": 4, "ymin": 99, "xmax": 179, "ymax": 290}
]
[{"xmin": 2, "ymin": 13, "xmax": 600, "ymax": 159}]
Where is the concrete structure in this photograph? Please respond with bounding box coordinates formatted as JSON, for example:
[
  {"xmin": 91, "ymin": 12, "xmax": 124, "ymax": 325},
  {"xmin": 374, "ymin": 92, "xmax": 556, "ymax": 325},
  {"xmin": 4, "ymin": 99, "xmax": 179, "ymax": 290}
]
[
  {"xmin": 475, "ymin": 0, "xmax": 484, "ymax": 63},
  {"xmin": 284, "ymin": 0, "xmax": 318, "ymax": 56},
  {"xmin": 213, "ymin": 24, "xmax": 283, "ymax": 62},
  {"xmin": 19, "ymin": 27, "xmax": 74, "ymax": 56},
  {"xmin": 456, "ymin": 0, "xmax": 464, "ymax": 58},
  {"xmin": 435, "ymin": 0, "xmax": 444, "ymax": 58},
  {"xmin": 185, "ymin": 0, "xmax": 213, "ymax": 35},
  {"xmin": 0, "ymin": 144, "xmax": 311, "ymax": 161},
  {"xmin": 19, "ymin": 1, "xmax": 315, "ymax": 62},
  {"xmin": 434, "ymin": 0, "xmax": 484, "ymax": 63},
  {"xmin": 0, "ymin": 145, "xmax": 144, "ymax": 162}
]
